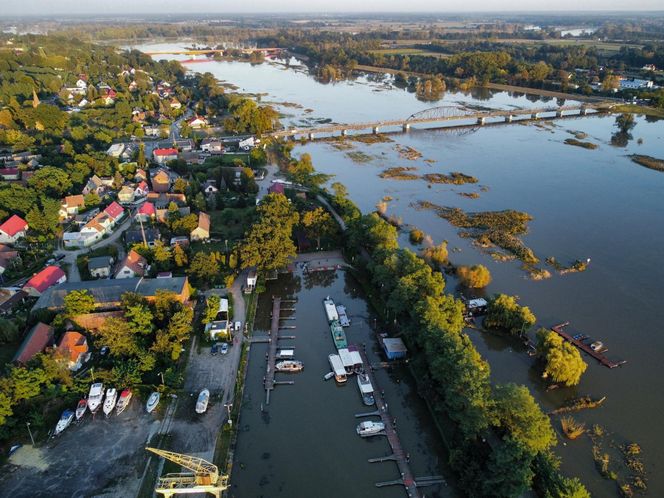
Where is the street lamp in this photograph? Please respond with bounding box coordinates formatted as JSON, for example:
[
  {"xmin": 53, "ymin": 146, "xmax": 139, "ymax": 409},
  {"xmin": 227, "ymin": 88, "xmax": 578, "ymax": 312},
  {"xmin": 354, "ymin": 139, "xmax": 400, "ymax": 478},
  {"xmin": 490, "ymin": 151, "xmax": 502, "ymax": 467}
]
[
  {"xmin": 224, "ymin": 403, "xmax": 233, "ymax": 426},
  {"xmin": 158, "ymin": 372, "xmax": 165, "ymax": 385},
  {"xmin": 26, "ymin": 422, "xmax": 35, "ymax": 446}
]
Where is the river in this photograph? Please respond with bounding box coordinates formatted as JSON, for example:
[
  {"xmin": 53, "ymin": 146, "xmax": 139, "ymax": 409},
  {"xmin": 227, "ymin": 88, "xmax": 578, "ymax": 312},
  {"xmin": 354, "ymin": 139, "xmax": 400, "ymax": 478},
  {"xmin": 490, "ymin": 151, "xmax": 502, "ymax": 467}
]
[{"xmin": 137, "ymin": 42, "xmax": 664, "ymax": 496}]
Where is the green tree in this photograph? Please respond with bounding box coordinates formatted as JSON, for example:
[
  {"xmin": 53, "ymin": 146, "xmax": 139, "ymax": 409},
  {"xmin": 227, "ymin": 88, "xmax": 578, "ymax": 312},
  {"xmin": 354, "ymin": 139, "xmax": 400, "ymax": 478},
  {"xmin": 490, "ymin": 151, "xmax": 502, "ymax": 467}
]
[
  {"xmin": 188, "ymin": 251, "xmax": 221, "ymax": 283},
  {"xmin": 173, "ymin": 244, "xmax": 188, "ymax": 267},
  {"xmin": 240, "ymin": 193, "xmax": 299, "ymax": 272},
  {"xmin": 202, "ymin": 295, "xmax": 220, "ymax": 325},
  {"xmin": 481, "ymin": 438, "xmax": 535, "ymax": 498},
  {"xmin": 92, "ymin": 317, "xmax": 139, "ymax": 357},
  {"xmin": 84, "ymin": 192, "xmax": 101, "ymax": 208},
  {"xmin": 536, "ymin": 328, "xmax": 588, "ymax": 386},
  {"xmin": 421, "ymin": 241, "xmax": 448, "ymax": 266},
  {"xmin": 457, "ymin": 264, "xmax": 492, "ymax": 288},
  {"xmin": 485, "ymin": 294, "xmax": 536, "ymax": 336},
  {"xmin": 10, "ymin": 366, "xmax": 45, "ymax": 402},
  {"xmin": 152, "ymin": 241, "xmax": 173, "ymax": 271},
  {"xmin": 28, "ymin": 166, "xmax": 72, "ymax": 196},
  {"xmin": 348, "ymin": 213, "xmax": 398, "ymax": 253},
  {"xmin": 26, "ymin": 198, "xmax": 61, "ymax": 240},
  {"xmin": 287, "ymin": 153, "xmax": 329, "ymax": 188},
  {"xmin": 125, "ymin": 304, "xmax": 154, "ymax": 336},
  {"xmin": 0, "ymin": 392, "xmax": 12, "ymax": 426},
  {"xmin": 64, "ymin": 289, "xmax": 95, "ymax": 317},
  {"xmin": 137, "ymin": 143, "xmax": 146, "ymax": 167},
  {"xmin": 302, "ymin": 207, "xmax": 334, "ymax": 249}
]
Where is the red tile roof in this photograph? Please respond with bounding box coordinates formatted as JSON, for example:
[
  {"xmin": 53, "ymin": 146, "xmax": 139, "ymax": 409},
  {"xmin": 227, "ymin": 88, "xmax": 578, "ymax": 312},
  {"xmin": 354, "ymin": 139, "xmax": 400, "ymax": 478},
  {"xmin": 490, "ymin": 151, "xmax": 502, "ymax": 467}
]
[
  {"xmin": 138, "ymin": 202, "xmax": 155, "ymax": 216},
  {"xmin": 268, "ymin": 182, "xmax": 285, "ymax": 194},
  {"xmin": 0, "ymin": 214, "xmax": 28, "ymax": 237},
  {"xmin": 116, "ymin": 249, "xmax": 147, "ymax": 277},
  {"xmin": 104, "ymin": 201, "xmax": 124, "ymax": 219},
  {"xmin": 64, "ymin": 194, "xmax": 85, "ymax": 208},
  {"xmin": 58, "ymin": 331, "xmax": 88, "ymax": 362},
  {"xmin": 154, "ymin": 148, "xmax": 178, "ymax": 156},
  {"xmin": 0, "ymin": 168, "xmax": 19, "ymax": 176},
  {"xmin": 24, "ymin": 266, "xmax": 66, "ymax": 293},
  {"xmin": 14, "ymin": 322, "xmax": 54, "ymax": 364}
]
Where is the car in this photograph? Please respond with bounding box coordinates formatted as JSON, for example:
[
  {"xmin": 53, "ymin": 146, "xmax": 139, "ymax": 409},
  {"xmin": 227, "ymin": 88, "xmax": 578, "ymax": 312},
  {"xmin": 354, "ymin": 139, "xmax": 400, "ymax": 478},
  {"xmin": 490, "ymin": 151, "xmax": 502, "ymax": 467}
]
[
  {"xmin": 234, "ymin": 321, "xmax": 242, "ymax": 332},
  {"xmin": 210, "ymin": 344, "xmax": 219, "ymax": 356},
  {"xmin": 220, "ymin": 343, "xmax": 229, "ymax": 355}
]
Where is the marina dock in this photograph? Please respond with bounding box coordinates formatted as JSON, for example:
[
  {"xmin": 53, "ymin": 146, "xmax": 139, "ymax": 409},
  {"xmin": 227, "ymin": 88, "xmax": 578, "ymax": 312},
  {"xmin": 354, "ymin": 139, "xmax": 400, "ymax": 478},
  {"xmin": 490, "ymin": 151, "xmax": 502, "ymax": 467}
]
[
  {"xmin": 358, "ymin": 349, "xmax": 424, "ymax": 497},
  {"xmin": 264, "ymin": 297, "xmax": 298, "ymax": 404},
  {"xmin": 551, "ymin": 322, "xmax": 626, "ymax": 369}
]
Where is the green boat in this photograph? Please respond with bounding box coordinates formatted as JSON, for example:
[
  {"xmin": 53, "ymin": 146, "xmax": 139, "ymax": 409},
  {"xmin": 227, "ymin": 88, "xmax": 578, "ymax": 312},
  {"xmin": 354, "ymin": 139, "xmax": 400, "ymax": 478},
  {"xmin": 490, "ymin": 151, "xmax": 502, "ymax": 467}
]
[{"xmin": 330, "ymin": 320, "xmax": 347, "ymax": 349}]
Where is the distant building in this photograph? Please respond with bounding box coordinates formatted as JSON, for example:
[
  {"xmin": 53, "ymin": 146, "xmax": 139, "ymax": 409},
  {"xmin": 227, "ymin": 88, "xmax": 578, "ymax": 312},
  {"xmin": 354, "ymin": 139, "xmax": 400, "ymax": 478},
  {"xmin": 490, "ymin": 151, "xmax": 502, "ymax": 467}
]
[
  {"xmin": 620, "ymin": 78, "xmax": 654, "ymax": 90},
  {"xmin": 13, "ymin": 322, "xmax": 55, "ymax": 364},
  {"xmin": 23, "ymin": 266, "xmax": 67, "ymax": 297},
  {"xmin": 186, "ymin": 115, "xmax": 208, "ymax": 129}
]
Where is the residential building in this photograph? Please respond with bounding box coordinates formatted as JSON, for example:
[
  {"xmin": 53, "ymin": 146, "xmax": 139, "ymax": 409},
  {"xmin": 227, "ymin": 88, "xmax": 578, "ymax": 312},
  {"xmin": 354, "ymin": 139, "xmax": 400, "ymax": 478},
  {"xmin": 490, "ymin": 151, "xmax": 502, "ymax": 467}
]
[
  {"xmin": 190, "ymin": 212, "xmax": 211, "ymax": 241},
  {"xmin": 187, "ymin": 115, "xmax": 208, "ymax": 129},
  {"xmin": 170, "ymin": 98, "xmax": 182, "ymax": 110},
  {"xmin": 106, "ymin": 143, "xmax": 125, "ymax": 158},
  {"xmin": 203, "ymin": 180, "xmax": 218, "ymax": 195},
  {"xmin": 268, "ymin": 182, "xmax": 285, "ymax": 195},
  {"xmin": 117, "ymin": 185, "xmax": 136, "ymax": 204},
  {"xmin": 114, "ymin": 249, "xmax": 147, "ymax": 279},
  {"xmin": 620, "ymin": 78, "xmax": 654, "ymax": 90},
  {"xmin": 135, "ymin": 202, "xmax": 156, "ymax": 222},
  {"xmin": 125, "ymin": 228, "xmax": 161, "ymax": 247},
  {"xmin": 23, "ymin": 266, "xmax": 67, "ymax": 297},
  {"xmin": 153, "ymin": 148, "xmax": 178, "ymax": 165},
  {"xmin": 151, "ymin": 169, "xmax": 171, "ymax": 193},
  {"xmin": 170, "ymin": 236, "xmax": 190, "ymax": 248},
  {"xmin": 60, "ymin": 195, "xmax": 85, "ymax": 218},
  {"xmin": 0, "ymin": 289, "xmax": 27, "ymax": 315},
  {"xmin": 104, "ymin": 201, "xmax": 125, "ymax": 223},
  {"xmin": 135, "ymin": 168, "xmax": 148, "ymax": 182},
  {"xmin": 200, "ymin": 138, "xmax": 224, "ymax": 154},
  {"xmin": 156, "ymin": 206, "xmax": 190, "ymax": 222},
  {"xmin": 34, "ymin": 277, "xmax": 191, "ymax": 310},
  {"xmin": 0, "ymin": 215, "xmax": 28, "ymax": 244},
  {"xmin": 13, "ymin": 322, "xmax": 55, "ymax": 364},
  {"xmin": 135, "ymin": 180, "xmax": 149, "ymax": 197},
  {"xmin": 88, "ymin": 256, "xmax": 114, "ymax": 278},
  {"xmin": 148, "ymin": 192, "xmax": 187, "ymax": 209},
  {"xmin": 0, "ymin": 167, "xmax": 20, "ymax": 181},
  {"xmin": 57, "ymin": 331, "xmax": 89, "ymax": 371},
  {"xmin": 82, "ymin": 175, "xmax": 105, "ymax": 195}
]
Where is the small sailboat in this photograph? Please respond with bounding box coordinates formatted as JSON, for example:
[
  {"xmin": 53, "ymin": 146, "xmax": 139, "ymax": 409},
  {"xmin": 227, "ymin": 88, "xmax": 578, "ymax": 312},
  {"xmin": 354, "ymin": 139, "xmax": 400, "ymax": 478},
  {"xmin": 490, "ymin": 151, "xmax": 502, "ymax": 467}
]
[
  {"xmin": 146, "ymin": 392, "xmax": 160, "ymax": 413},
  {"xmin": 54, "ymin": 410, "xmax": 74, "ymax": 436},
  {"xmin": 115, "ymin": 389, "xmax": 132, "ymax": 415},
  {"xmin": 103, "ymin": 388, "xmax": 117, "ymax": 417},
  {"xmin": 87, "ymin": 383, "xmax": 104, "ymax": 414},
  {"xmin": 75, "ymin": 399, "xmax": 87, "ymax": 420},
  {"xmin": 195, "ymin": 389, "xmax": 210, "ymax": 414}
]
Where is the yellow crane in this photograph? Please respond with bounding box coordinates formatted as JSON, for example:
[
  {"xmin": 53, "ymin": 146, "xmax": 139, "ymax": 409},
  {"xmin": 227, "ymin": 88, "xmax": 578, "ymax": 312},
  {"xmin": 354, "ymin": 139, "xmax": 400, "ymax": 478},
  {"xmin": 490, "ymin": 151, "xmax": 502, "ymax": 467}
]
[{"xmin": 145, "ymin": 447, "xmax": 229, "ymax": 498}]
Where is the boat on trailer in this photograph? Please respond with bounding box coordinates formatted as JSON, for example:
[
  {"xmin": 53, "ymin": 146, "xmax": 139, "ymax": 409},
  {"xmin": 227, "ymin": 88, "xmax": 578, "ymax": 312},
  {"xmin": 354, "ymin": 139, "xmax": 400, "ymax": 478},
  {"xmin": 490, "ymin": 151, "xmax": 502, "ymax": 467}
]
[
  {"xmin": 75, "ymin": 399, "xmax": 87, "ymax": 420},
  {"xmin": 87, "ymin": 383, "xmax": 104, "ymax": 414},
  {"xmin": 54, "ymin": 410, "xmax": 74, "ymax": 436},
  {"xmin": 146, "ymin": 392, "xmax": 160, "ymax": 413},
  {"xmin": 323, "ymin": 297, "xmax": 339, "ymax": 323},
  {"xmin": 115, "ymin": 389, "xmax": 132, "ymax": 415},
  {"xmin": 195, "ymin": 389, "xmax": 210, "ymax": 414}
]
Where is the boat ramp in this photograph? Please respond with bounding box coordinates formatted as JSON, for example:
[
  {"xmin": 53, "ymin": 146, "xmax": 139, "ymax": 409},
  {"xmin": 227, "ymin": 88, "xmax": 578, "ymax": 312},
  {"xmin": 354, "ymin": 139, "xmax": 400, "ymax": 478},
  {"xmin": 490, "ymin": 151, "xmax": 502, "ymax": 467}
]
[{"xmin": 551, "ymin": 322, "xmax": 626, "ymax": 369}]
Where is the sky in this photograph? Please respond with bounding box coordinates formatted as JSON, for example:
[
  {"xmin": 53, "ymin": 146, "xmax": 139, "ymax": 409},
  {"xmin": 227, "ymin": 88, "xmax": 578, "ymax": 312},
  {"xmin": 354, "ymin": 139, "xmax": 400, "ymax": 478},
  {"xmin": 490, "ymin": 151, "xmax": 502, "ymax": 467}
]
[{"xmin": 1, "ymin": 0, "xmax": 663, "ymax": 16}]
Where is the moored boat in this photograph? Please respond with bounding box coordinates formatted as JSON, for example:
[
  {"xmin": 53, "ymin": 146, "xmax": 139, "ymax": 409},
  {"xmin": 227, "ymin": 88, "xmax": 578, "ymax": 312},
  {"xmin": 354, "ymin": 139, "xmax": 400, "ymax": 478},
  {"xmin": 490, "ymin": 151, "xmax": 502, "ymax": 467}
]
[
  {"xmin": 87, "ymin": 383, "xmax": 104, "ymax": 414},
  {"xmin": 54, "ymin": 409, "xmax": 74, "ymax": 436},
  {"xmin": 146, "ymin": 392, "xmax": 160, "ymax": 413},
  {"xmin": 275, "ymin": 360, "xmax": 304, "ymax": 372},
  {"xmin": 195, "ymin": 389, "xmax": 210, "ymax": 414},
  {"xmin": 357, "ymin": 373, "xmax": 375, "ymax": 406},
  {"xmin": 328, "ymin": 354, "xmax": 347, "ymax": 383},
  {"xmin": 75, "ymin": 399, "xmax": 87, "ymax": 420},
  {"xmin": 103, "ymin": 388, "xmax": 117, "ymax": 417},
  {"xmin": 115, "ymin": 389, "xmax": 132, "ymax": 415},
  {"xmin": 323, "ymin": 371, "xmax": 335, "ymax": 381},
  {"xmin": 330, "ymin": 320, "xmax": 347, "ymax": 349},
  {"xmin": 323, "ymin": 297, "xmax": 339, "ymax": 323},
  {"xmin": 356, "ymin": 420, "xmax": 385, "ymax": 437},
  {"xmin": 336, "ymin": 304, "xmax": 350, "ymax": 327}
]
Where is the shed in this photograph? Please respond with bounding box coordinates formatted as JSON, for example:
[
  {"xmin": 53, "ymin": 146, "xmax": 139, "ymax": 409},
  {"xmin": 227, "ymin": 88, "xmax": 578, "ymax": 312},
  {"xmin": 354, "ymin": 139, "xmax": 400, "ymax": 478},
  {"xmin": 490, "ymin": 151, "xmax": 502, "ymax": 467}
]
[{"xmin": 381, "ymin": 337, "xmax": 408, "ymax": 360}]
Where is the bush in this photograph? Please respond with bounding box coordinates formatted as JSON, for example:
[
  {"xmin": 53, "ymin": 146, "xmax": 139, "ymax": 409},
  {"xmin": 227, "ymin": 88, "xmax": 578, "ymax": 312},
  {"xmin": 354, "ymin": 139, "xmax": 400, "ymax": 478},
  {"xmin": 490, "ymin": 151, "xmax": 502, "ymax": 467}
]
[
  {"xmin": 409, "ymin": 228, "xmax": 425, "ymax": 244},
  {"xmin": 457, "ymin": 264, "xmax": 492, "ymax": 288}
]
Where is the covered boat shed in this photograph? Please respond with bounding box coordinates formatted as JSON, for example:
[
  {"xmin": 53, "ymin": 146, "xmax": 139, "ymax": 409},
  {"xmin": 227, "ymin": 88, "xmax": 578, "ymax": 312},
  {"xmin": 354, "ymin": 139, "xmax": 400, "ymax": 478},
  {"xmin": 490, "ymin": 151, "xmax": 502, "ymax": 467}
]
[{"xmin": 381, "ymin": 337, "xmax": 408, "ymax": 360}]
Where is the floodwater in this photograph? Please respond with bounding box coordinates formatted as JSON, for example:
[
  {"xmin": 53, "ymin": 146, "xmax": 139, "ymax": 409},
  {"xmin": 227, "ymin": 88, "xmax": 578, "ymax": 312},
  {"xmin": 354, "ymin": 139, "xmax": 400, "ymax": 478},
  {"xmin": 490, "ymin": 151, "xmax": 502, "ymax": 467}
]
[
  {"xmin": 138, "ymin": 43, "xmax": 664, "ymax": 496},
  {"xmin": 229, "ymin": 270, "xmax": 453, "ymax": 498}
]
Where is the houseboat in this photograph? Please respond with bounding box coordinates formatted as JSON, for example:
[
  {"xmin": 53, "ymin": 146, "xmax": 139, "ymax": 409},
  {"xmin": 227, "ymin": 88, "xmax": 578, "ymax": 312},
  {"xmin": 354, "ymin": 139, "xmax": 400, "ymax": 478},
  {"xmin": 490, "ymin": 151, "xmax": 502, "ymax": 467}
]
[
  {"xmin": 338, "ymin": 347, "xmax": 363, "ymax": 374},
  {"xmin": 330, "ymin": 320, "xmax": 347, "ymax": 350},
  {"xmin": 276, "ymin": 349, "xmax": 295, "ymax": 360},
  {"xmin": 323, "ymin": 297, "xmax": 339, "ymax": 323},
  {"xmin": 328, "ymin": 354, "xmax": 347, "ymax": 383},
  {"xmin": 357, "ymin": 373, "xmax": 375, "ymax": 406}
]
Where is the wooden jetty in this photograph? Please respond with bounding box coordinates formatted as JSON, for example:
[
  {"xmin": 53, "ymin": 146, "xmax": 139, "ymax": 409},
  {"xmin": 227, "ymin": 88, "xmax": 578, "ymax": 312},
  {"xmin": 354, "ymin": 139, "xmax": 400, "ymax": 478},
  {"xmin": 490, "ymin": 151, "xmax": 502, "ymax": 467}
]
[
  {"xmin": 551, "ymin": 323, "xmax": 626, "ymax": 369},
  {"xmin": 264, "ymin": 297, "xmax": 283, "ymax": 404},
  {"xmin": 359, "ymin": 349, "xmax": 422, "ymax": 498}
]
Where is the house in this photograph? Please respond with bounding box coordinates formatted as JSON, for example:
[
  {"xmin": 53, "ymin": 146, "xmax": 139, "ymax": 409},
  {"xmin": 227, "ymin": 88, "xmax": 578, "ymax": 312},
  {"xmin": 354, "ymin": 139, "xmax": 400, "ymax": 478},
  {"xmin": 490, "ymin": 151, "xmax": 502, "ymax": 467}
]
[
  {"xmin": 0, "ymin": 167, "xmax": 20, "ymax": 181},
  {"xmin": 13, "ymin": 322, "xmax": 55, "ymax": 364},
  {"xmin": 57, "ymin": 331, "xmax": 89, "ymax": 371},
  {"xmin": 186, "ymin": 115, "xmax": 208, "ymax": 129},
  {"xmin": 246, "ymin": 268, "xmax": 257, "ymax": 291},
  {"xmin": 63, "ymin": 231, "xmax": 86, "ymax": 248},
  {"xmin": 0, "ymin": 215, "xmax": 28, "ymax": 244},
  {"xmin": 106, "ymin": 143, "xmax": 125, "ymax": 158},
  {"xmin": 153, "ymin": 148, "xmax": 178, "ymax": 165},
  {"xmin": 88, "ymin": 256, "xmax": 114, "ymax": 278},
  {"xmin": 170, "ymin": 236, "xmax": 190, "ymax": 248},
  {"xmin": 125, "ymin": 228, "xmax": 161, "ymax": 247},
  {"xmin": 144, "ymin": 125, "xmax": 161, "ymax": 137},
  {"xmin": 156, "ymin": 206, "xmax": 190, "ymax": 222},
  {"xmin": 117, "ymin": 185, "xmax": 136, "ymax": 204},
  {"xmin": 170, "ymin": 98, "xmax": 182, "ymax": 110},
  {"xmin": 23, "ymin": 265, "xmax": 67, "ymax": 297},
  {"xmin": 620, "ymin": 78, "xmax": 654, "ymax": 90},
  {"xmin": 268, "ymin": 182, "xmax": 285, "ymax": 195},
  {"xmin": 190, "ymin": 212, "xmax": 210, "ymax": 242},
  {"xmin": 200, "ymin": 138, "xmax": 224, "ymax": 154},
  {"xmin": 34, "ymin": 277, "xmax": 191, "ymax": 311},
  {"xmin": 0, "ymin": 244, "xmax": 20, "ymax": 273},
  {"xmin": 0, "ymin": 289, "xmax": 27, "ymax": 315},
  {"xmin": 114, "ymin": 249, "xmax": 147, "ymax": 279},
  {"xmin": 135, "ymin": 168, "xmax": 148, "ymax": 182},
  {"xmin": 135, "ymin": 180, "xmax": 149, "ymax": 197},
  {"xmin": 82, "ymin": 175, "xmax": 105, "ymax": 195},
  {"xmin": 104, "ymin": 201, "xmax": 125, "ymax": 223},
  {"xmin": 135, "ymin": 202, "xmax": 156, "ymax": 222},
  {"xmin": 203, "ymin": 180, "xmax": 218, "ymax": 195},
  {"xmin": 148, "ymin": 192, "xmax": 187, "ymax": 208},
  {"xmin": 381, "ymin": 337, "xmax": 408, "ymax": 360},
  {"xmin": 60, "ymin": 195, "xmax": 85, "ymax": 218},
  {"xmin": 151, "ymin": 169, "xmax": 171, "ymax": 193}
]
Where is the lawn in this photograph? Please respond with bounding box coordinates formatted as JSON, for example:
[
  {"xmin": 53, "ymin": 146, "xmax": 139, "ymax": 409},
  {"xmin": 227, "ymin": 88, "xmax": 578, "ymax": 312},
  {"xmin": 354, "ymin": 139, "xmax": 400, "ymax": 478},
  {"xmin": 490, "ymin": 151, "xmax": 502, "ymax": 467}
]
[{"xmin": 208, "ymin": 207, "xmax": 256, "ymax": 242}]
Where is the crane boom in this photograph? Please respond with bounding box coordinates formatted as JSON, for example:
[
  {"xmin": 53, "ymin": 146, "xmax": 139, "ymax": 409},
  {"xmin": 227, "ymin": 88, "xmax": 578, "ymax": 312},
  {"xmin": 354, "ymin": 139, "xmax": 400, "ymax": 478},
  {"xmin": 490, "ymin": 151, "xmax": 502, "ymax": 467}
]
[{"xmin": 145, "ymin": 447, "xmax": 219, "ymax": 484}]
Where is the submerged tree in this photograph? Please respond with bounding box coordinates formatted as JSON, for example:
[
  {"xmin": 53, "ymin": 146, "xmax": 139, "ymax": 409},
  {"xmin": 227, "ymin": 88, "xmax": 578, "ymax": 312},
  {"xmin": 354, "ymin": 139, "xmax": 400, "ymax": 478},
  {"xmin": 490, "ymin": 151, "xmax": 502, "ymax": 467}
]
[
  {"xmin": 485, "ymin": 294, "xmax": 536, "ymax": 336},
  {"xmin": 457, "ymin": 264, "xmax": 492, "ymax": 288},
  {"xmin": 536, "ymin": 328, "xmax": 587, "ymax": 386}
]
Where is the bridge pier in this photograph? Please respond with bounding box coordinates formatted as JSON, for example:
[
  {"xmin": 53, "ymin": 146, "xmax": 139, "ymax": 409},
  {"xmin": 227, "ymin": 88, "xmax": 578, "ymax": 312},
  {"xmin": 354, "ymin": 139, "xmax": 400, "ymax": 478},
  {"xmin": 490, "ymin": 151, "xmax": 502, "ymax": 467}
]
[
  {"xmin": 531, "ymin": 112, "xmax": 539, "ymax": 120},
  {"xmin": 505, "ymin": 115, "xmax": 513, "ymax": 123},
  {"xmin": 341, "ymin": 129, "xmax": 348, "ymax": 136},
  {"xmin": 308, "ymin": 133, "xmax": 315, "ymax": 141},
  {"xmin": 580, "ymin": 107, "xmax": 588, "ymax": 115},
  {"xmin": 402, "ymin": 123, "xmax": 410, "ymax": 132},
  {"xmin": 556, "ymin": 110, "xmax": 564, "ymax": 118},
  {"xmin": 373, "ymin": 126, "xmax": 380, "ymax": 134},
  {"xmin": 477, "ymin": 117, "xmax": 485, "ymax": 126}
]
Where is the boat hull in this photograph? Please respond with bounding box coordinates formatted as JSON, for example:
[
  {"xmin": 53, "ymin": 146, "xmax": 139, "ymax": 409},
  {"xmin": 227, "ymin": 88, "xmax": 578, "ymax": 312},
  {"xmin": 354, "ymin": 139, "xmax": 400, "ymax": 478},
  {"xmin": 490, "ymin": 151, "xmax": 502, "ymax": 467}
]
[{"xmin": 146, "ymin": 392, "xmax": 160, "ymax": 413}]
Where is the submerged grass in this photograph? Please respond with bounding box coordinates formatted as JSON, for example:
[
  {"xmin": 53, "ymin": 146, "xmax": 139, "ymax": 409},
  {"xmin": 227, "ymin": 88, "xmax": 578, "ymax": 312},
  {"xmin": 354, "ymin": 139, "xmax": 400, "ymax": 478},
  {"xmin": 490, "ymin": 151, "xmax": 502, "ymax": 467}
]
[
  {"xmin": 630, "ymin": 154, "xmax": 664, "ymax": 173},
  {"xmin": 564, "ymin": 138, "xmax": 598, "ymax": 149},
  {"xmin": 379, "ymin": 166, "xmax": 419, "ymax": 180},
  {"xmin": 424, "ymin": 171, "xmax": 478, "ymax": 185}
]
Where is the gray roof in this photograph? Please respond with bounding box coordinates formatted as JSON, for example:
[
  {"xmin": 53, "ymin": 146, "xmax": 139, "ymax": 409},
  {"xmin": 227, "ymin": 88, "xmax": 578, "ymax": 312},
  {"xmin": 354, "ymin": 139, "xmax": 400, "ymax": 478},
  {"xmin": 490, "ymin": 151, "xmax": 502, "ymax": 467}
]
[
  {"xmin": 87, "ymin": 256, "xmax": 113, "ymax": 270},
  {"xmin": 33, "ymin": 277, "xmax": 188, "ymax": 310}
]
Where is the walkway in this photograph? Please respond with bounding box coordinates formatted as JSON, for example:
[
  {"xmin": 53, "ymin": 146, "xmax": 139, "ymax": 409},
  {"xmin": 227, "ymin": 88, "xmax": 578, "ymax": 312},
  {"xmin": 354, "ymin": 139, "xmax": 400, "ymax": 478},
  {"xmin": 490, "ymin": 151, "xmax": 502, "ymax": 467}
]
[
  {"xmin": 359, "ymin": 349, "xmax": 420, "ymax": 498},
  {"xmin": 264, "ymin": 297, "xmax": 282, "ymax": 404}
]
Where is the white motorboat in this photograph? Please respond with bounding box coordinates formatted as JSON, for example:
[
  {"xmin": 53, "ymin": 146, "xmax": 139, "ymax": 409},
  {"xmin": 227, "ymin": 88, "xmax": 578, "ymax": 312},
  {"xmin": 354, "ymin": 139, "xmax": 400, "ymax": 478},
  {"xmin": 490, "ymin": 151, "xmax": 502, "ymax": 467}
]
[
  {"xmin": 195, "ymin": 389, "xmax": 210, "ymax": 414},
  {"xmin": 115, "ymin": 389, "xmax": 132, "ymax": 415},
  {"xmin": 54, "ymin": 409, "xmax": 74, "ymax": 436},
  {"xmin": 356, "ymin": 420, "xmax": 385, "ymax": 437},
  {"xmin": 357, "ymin": 373, "xmax": 375, "ymax": 406},
  {"xmin": 275, "ymin": 360, "xmax": 304, "ymax": 372},
  {"xmin": 103, "ymin": 388, "xmax": 117, "ymax": 417},
  {"xmin": 323, "ymin": 371, "xmax": 335, "ymax": 381},
  {"xmin": 87, "ymin": 383, "xmax": 104, "ymax": 414},
  {"xmin": 146, "ymin": 392, "xmax": 160, "ymax": 413},
  {"xmin": 75, "ymin": 399, "xmax": 87, "ymax": 420}
]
